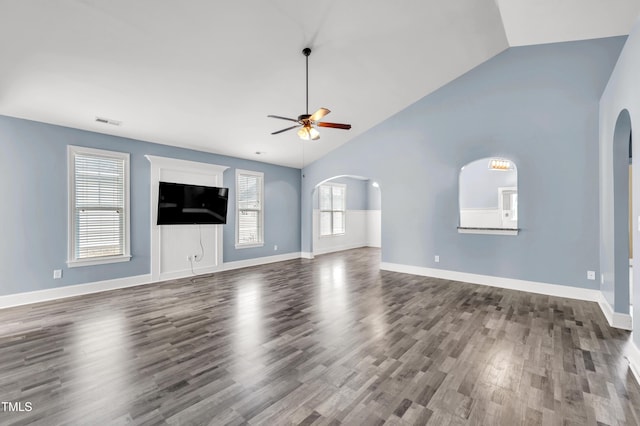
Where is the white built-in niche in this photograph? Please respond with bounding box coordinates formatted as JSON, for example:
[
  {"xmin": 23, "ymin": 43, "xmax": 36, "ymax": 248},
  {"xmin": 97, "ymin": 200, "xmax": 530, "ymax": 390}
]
[{"xmin": 146, "ymin": 155, "xmax": 228, "ymax": 281}]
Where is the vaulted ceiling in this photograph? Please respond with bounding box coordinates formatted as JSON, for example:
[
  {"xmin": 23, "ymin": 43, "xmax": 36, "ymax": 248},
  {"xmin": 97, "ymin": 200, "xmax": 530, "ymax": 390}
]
[{"xmin": 1, "ymin": 1, "xmax": 638, "ymax": 168}]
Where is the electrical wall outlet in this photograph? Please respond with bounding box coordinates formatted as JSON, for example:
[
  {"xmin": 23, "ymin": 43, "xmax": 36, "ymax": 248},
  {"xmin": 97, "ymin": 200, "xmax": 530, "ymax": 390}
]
[
  {"xmin": 434, "ymin": 255, "xmax": 440, "ymax": 263},
  {"xmin": 274, "ymin": 245, "xmax": 278, "ymax": 251},
  {"xmin": 53, "ymin": 269, "xmax": 62, "ymax": 279},
  {"xmin": 587, "ymin": 270, "xmax": 596, "ymax": 280},
  {"xmin": 601, "ymin": 273, "xmax": 604, "ymax": 285}
]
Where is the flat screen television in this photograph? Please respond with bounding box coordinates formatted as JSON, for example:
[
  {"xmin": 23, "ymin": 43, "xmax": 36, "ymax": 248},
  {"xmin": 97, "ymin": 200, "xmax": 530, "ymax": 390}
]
[{"xmin": 157, "ymin": 182, "xmax": 229, "ymax": 225}]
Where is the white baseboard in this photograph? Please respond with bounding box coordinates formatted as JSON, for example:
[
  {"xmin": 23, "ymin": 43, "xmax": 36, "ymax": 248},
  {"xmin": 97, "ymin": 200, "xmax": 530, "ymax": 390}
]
[
  {"xmin": 596, "ymin": 293, "xmax": 633, "ymax": 330},
  {"xmin": 0, "ymin": 274, "xmax": 152, "ymax": 310},
  {"xmin": 313, "ymin": 243, "xmax": 367, "ymax": 256},
  {"xmin": 223, "ymin": 252, "xmax": 301, "ymax": 271},
  {"xmin": 2, "ymin": 256, "xmax": 634, "ymax": 336},
  {"xmin": 628, "ymin": 338, "xmax": 640, "ymax": 386},
  {"xmin": 0, "ymin": 253, "xmax": 304, "ymax": 310},
  {"xmin": 159, "ymin": 265, "xmax": 221, "ymax": 281},
  {"xmin": 380, "ymin": 262, "xmax": 636, "ymax": 330},
  {"xmin": 380, "ymin": 262, "xmax": 602, "ymax": 302}
]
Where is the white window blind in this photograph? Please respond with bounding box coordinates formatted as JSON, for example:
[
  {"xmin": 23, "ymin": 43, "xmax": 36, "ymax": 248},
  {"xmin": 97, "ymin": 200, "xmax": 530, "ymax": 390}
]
[
  {"xmin": 319, "ymin": 184, "xmax": 346, "ymax": 236},
  {"xmin": 236, "ymin": 170, "xmax": 264, "ymax": 247},
  {"xmin": 68, "ymin": 146, "xmax": 130, "ymax": 266}
]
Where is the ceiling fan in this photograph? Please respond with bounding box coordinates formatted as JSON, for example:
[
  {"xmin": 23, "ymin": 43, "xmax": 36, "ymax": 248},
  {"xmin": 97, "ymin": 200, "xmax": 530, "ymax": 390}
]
[{"xmin": 268, "ymin": 47, "xmax": 351, "ymax": 141}]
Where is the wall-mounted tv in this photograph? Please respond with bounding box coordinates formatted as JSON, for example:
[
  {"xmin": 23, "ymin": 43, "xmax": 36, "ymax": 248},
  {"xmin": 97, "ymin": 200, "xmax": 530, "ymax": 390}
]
[{"xmin": 157, "ymin": 182, "xmax": 229, "ymax": 225}]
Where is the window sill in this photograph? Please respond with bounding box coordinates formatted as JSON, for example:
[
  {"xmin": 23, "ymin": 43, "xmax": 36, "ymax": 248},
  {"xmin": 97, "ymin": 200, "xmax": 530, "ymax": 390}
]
[
  {"xmin": 235, "ymin": 243, "xmax": 264, "ymax": 249},
  {"xmin": 457, "ymin": 227, "xmax": 519, "ymax": 236},
  {"xmin": 319, "ymin": 233, "xmax": 346, "ymax": 238},
  {"xmin": 67, "ymin": 254, "xmax": 132, "ymax": 268}
]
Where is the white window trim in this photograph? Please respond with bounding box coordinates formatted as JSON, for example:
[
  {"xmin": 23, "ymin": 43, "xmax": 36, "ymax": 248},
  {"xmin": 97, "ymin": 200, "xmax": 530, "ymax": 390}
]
[
  {"xmin": 67, "ymin": 145, "xmax": 131, "ymax": 268},
  {"xmin": 235, "ymin": 169, "xmax": 264, "ymax": 249},
  {"xmin": 319, "ymin": 183, "xmax": 346, "ymax": 238}
]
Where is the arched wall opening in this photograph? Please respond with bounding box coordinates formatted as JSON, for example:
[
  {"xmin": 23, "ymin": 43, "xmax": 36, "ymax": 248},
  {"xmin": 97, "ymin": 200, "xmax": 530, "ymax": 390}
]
[
  {"xmin": 309, "ymin": 175, "xmax": 381, "ymax": 257},
  {"xmin": 613, "ymin": 109, "xmax": 633, "ymax": 315}
]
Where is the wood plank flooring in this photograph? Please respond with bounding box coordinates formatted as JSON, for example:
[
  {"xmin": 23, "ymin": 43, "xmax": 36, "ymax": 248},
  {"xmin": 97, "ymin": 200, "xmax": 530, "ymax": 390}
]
[{"xmin": 1, "ymin": 248, "xmax": 639, "ymax": 425}]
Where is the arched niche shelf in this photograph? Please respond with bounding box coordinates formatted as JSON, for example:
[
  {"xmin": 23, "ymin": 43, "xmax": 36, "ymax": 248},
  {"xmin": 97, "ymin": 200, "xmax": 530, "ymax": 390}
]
[{"xmin": 458, "ymin": 157, "xmax": 519, "ymax": 235}]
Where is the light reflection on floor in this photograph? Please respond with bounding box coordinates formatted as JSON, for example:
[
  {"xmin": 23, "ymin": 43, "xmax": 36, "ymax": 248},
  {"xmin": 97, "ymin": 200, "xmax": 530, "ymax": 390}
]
[
  {"xmin": 317, "ymin": 258, "xmax": 352, "ymax": 346},
  {"xmin": 232, "ymin": 278, "xmax": 266, "ymax": 386},
  {"xmin": 70, "ymin": 312, "xmax": 132, "ymax": 422},
  {"xmin": 365, "ymin": 282, "xmax": 388, "ymax": 341}
]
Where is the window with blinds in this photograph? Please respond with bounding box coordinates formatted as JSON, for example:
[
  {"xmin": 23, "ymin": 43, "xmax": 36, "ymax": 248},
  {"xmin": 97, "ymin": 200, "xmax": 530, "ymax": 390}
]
[
  {"xmin": 67, "ymin": 146, "xmax": 130, "ymax": 267},
  {"xmin": 319, "ymin": 183, "xmax": 346, "ymax": 236},
  {"xmin": 236, "ymin": 169, "xmax": 264, "ymax": 247}
]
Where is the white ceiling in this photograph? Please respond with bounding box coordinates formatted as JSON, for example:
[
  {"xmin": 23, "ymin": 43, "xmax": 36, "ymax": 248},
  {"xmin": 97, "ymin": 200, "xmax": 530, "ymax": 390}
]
[{"xmin": 1, "ymin": 1, "xmax": 638, "ymax": 168}]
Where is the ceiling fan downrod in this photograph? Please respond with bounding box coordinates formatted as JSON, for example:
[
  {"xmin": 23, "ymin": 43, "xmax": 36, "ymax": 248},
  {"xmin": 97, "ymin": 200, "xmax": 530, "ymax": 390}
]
[
  {"xmin": 303, "ymin": 47, "xmax": 311, "ymax": 116},
  {"xmin": 267, "ymin": 46, "xmax": 351, "ymax": 139}
]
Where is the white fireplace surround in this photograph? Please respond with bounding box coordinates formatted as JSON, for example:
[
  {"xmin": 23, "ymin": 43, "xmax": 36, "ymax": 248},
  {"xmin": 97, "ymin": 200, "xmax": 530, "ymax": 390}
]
[{"xmin": 145, "ymin": 155, "xmax": 229, "ymax": 282}]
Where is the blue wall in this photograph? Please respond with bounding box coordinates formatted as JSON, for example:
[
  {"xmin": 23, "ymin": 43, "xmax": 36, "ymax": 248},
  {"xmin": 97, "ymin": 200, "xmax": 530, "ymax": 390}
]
[
  {"xmin": 302, "ymin": 36, "xmax": 625, "ymax": 289},
  {"xmin": 0, "ymin": 116, "xmax": 301, "ymax": 296},
  {"xmin": 0, "ymin": 36, "xmax": 627, "ymax": 298},
  {"xmin": 366, "ymin": 180, "xmax": 382, "ymax": 210}
]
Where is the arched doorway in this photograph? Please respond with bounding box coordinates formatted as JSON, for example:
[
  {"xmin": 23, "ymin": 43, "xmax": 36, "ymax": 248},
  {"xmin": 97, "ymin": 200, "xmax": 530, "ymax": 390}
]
[
  {"xmin": 309, "ymin": 175, "xmax": 381, "ymax": 257},
  {"xmin": 613, "ymin": 109, "xmax": 632, "ymax": 315}
]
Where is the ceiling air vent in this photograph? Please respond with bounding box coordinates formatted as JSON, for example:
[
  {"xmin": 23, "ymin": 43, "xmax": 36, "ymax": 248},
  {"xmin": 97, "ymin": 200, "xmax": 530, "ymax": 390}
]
[{"xmin": 95, "ymin": 116, "xmax": 122, "ymax": 126}]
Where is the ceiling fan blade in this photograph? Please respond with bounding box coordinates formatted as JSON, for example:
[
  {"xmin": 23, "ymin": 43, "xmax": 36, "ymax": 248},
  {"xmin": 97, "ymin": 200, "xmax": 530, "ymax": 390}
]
[
  {"xmin": 268, "ymin": 115, "xmax": 299, "ymax": 123},
  {"xmin": 309, "ymin": 108, "xmax": 331, "ymax": 122},
  {"xmin": 317, "ymin": 122, "xmax": 351, "ymax": 130},
  {"xmin": 271, "ymin": 124, "xmax": 301, "ymax": 135}
]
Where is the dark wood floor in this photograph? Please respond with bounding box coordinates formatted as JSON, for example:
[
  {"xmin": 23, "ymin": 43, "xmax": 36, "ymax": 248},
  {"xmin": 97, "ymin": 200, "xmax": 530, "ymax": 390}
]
[{"xmin": 1, "ymin": 248, "xmax": 639, "ymax": 425}]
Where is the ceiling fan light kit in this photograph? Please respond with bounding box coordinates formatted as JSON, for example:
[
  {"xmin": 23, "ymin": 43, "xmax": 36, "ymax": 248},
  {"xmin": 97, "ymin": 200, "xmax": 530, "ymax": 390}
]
[
  {"xmin": 298, "ymin": 125, "xmax": 320, "ymax": 141},
  {"xmin": 268, "ymin": 47, "xmax": 351, "ymax": 141}
]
